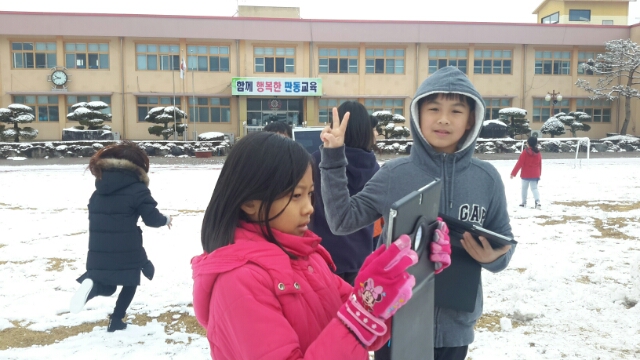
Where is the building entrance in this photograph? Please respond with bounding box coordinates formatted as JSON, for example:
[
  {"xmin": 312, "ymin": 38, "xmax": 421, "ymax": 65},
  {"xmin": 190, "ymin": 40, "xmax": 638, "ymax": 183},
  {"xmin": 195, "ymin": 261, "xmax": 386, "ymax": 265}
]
[{"xmin": 246, "ymin": 98, "xmax": 303, "ymax": 127}]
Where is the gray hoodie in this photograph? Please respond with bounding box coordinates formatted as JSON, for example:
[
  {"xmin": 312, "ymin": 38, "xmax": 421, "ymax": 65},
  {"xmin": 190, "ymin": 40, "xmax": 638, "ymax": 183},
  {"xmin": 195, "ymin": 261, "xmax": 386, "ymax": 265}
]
[{"xmin": 319, "ymin": 66, "xmax": 515, "ymax": 347}]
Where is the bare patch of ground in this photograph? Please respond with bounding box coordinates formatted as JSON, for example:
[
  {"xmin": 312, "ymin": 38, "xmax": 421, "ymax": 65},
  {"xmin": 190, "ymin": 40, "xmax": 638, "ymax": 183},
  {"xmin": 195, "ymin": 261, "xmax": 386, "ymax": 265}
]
[
  {"xmin": 0, "ymin": 259, "xmax": 34, "ymax": 266},
  {"xmin": 0, "ymin": 202, "xmax": 36, "ymax": 211},
  {"xmin": 554, "ymin": 200, "xmax": 640, "ymax": 213},
  {"xmin": 537, "ymin": 215, "xmax": 584, "ymax": 226},
  {"xmin": 46, "ymin": 258, "xmax": 75, "ymax": 272},
  {"xmin": 576, "ymin": 275, "xmax": 592, "ymax": 284},
  {"xmin": 592, "ymin": 218, "xmax": 633, "ymax": 240},
  {"xmin": 475, "ymin": 311, "xmax": 522, "ymax": 332},
  {"xmin": 0, "ymin": 310, "xmax": 205, "ymax": 350}
]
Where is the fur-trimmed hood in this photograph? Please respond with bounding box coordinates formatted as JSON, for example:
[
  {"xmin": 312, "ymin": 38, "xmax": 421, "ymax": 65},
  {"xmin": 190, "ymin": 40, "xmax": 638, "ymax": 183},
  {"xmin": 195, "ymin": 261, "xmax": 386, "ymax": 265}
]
[{"xmin": 94, "ymin": 158, "xmax": 149, "ymax": 194}]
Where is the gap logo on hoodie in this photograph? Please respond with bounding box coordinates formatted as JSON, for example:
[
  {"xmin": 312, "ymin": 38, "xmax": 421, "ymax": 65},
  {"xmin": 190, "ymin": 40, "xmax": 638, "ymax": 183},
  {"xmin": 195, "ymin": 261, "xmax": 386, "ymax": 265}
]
[{"xmin": 458, "ymin": 204, "xmax": 486, "ymax": 225}]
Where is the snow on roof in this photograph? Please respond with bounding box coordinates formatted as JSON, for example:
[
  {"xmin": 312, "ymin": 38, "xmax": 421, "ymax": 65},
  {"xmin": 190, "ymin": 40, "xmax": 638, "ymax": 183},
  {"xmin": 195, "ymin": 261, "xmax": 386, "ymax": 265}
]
[{"xmin": 483, "ymin": 119, "xmax": 507, "ymax": 127}]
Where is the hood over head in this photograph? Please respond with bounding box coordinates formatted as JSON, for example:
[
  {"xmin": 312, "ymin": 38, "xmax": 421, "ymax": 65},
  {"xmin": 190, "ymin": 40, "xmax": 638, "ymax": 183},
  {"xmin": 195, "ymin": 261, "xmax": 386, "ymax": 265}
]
[{"xmin": 93, "ymin": 158, "xmax": 149, "ymax": 194}]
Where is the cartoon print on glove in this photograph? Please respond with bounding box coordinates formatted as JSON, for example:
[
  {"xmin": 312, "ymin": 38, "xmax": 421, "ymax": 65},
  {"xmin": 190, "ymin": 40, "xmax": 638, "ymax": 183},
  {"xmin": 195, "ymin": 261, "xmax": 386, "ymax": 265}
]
[{"xmin": 359, "ymin": 278, "xmax": 385, "ymax": 311}]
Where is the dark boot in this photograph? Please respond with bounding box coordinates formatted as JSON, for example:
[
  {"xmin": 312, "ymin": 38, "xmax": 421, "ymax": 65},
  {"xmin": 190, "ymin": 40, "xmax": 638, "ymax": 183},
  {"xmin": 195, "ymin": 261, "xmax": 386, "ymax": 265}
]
[{"xmin": 107, "ymin": 315, "xmax": 128, "ymax": 332}]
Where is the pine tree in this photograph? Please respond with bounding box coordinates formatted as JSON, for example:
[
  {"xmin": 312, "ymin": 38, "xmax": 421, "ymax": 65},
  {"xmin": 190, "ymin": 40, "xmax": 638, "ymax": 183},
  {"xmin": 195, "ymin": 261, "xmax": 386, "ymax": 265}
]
[
  {"xmin": 145, "ymin": 106, "xmax": 188, "ymax": 140},
  {"xmin": 540, "ymin": 116, "xmax": 566, "ymax": 138},
  {"xmin": 373, "ymin": 111, "xmax": 410, "ymax": 139},
  {"xmin": 498, "ymin": 107, "xmax": 531, "ymax": 139},
  {"xmin": 66, "ymin": 101, "xmax": 112, "ymax": 130},
  {"xmin": 556, "ymin": 112, "xmax": 592, "ymax": 137},
  {"xmin": 0, "ymin": 104, "xmax": 38, "ymax": 142}
]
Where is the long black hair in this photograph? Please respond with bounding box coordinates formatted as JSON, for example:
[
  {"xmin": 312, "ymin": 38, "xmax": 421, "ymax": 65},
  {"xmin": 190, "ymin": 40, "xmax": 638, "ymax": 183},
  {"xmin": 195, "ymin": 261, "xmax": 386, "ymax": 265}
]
[
  {"xmin": 201, "ymin": 131, "xmax": 313, "ymax": 254},
  {"xmin": 338, "ymin": 101, "xmax": 373, "ymax": 152},
  {"xmin": 527, "ymin": 136, "xmax": 540, "ymax": 153}
]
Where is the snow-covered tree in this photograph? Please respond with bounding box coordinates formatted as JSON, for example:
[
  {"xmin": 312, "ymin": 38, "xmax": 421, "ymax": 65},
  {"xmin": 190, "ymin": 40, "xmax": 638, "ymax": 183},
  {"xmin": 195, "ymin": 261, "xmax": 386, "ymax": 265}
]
[
  {"xmin": 66, "ymin": 101, "xmax": 112, "ymax": 130},
  {"xmin": 145, "ymin": 106, "xmax": 188, "ymax": 140},
  {"xmin": 556, "ymin": 111, "xmax": 592, "ymax": 137},
  {"xmin": 498, "ymin": 107, "xmax": 531, "ymax": 139},
  {"xmin": 0, "ymin": 104, "xmax": 38, "ymax": 142},
  {"xmin": 575, "ymin": 39, "xmax": 640, "ymax": 135},
  {"xmin": 540, "ymin": 116, "xmax": 566, "ymax": 138},
  {"xmin": 372, "ymin": 111, "xmax": 410, "ymax": 139}
]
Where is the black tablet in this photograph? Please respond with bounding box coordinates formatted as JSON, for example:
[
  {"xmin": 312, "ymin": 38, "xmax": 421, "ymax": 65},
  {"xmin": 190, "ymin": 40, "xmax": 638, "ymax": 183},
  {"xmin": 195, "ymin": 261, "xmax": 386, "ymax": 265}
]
[
  {"xmin": 385, "ymin": 179, "xmax": 442, "ymax": 360},
  {"xmin": 438, "ymin": 213, "xmax": 517, "ymax": 249}
]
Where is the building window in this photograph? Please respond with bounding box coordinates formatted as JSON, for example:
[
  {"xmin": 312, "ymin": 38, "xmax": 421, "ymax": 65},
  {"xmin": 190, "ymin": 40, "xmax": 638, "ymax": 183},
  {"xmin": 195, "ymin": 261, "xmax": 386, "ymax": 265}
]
[
  {"xmin": 428, "ymin": 49, "xmax": 468, "ymax": 74},
  {"xmin": 474, "ymin": 50, "xmax": 512, "ymax": 74},
  {"xmin": 67, "ymin": 96, "xmax": 111, "ymax": 115},
  {"xmin": 188, "ymin": 97, "xmax": 231, "ymax": 123},
  {"xmin": 365, "ymin": 49, "xmax": 405, "ymax": 74},
  {"xmin": 254, "ymin": 47, "xmax": 295, "ymax": 73},
  {"xmin": 578, "ymin": 52, "xmax": 597, "ymax": 75},
  {"xmin": 65, "ymin": 43, "xmax": 109, "ymax": 69},
  {"xmin": 13, "ymin": 95, "xmax": 59, "ymax": 122},
  {"xmin": 136, "ymin": 44, "xmax": 180, "ymax": 71},
  {"xmin": 577, "ymin": 98, "xmax": 612, "ymax": 122},
  {"xmin": 541, "ymin": 12, "xmax": 559, "ymax": 24},
  {"xmin": 187, "ymin": 45, "xmax": 230, "ymax": 72},
  {"xmin": 319, "ymin": 48, "xmax": 358, "ymax": 74},
  {"xmin": 318, "ymin": 99, "xmax": 356, "ymax": 123},
  {"xmin": 365, "ymin": 99, "xmax": 405, "ymax": 115},
  {"xmin": 569, "ymin": 9, "xmax": 591, "ymax": 22},
  {"xmin": 11, "ymin": 42, "xmax": 57, "ymax": 69},
  {"xmin": 137, "ymin": 97, "xmax": 181, "ymax": 122},
  {"xmin": 535, "ymin": 51, "xmax": 571, "ymax": 75},
  {"xmin": 532, "ymin": 98, "xmax": 569, "ymax": 122},
  {"xmin": 602, "ymin": 20, "xmax": 614, "ymax": 25},
  {"xmin": 483, "ymin": 98, "xmax": 511, "ymax": 120}
]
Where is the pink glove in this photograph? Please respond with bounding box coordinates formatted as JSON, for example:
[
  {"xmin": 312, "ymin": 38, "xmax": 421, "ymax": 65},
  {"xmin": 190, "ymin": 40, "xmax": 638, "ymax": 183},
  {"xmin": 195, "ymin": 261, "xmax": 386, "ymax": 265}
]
[
  {"xmin": 430, "ymin": 217, "xmax": 451, "ymax": 274},
  {"xmin": 338, "ymin": 235, "xmax": 418, "ymax": 346}
]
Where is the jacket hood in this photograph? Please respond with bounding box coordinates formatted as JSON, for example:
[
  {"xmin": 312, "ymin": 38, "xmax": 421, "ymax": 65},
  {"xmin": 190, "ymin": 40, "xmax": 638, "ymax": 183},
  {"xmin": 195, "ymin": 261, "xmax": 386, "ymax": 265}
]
[
  {"xmin": 344, "ymin": 147, "xmax": 379, "ymax": 189},
  {"xmin": 409, "ymin": 66, "xmax": 485, "ymax": 163},
  {"xmin": 94, "ymin": 158, "xmax": 149, "ymax": 194}
]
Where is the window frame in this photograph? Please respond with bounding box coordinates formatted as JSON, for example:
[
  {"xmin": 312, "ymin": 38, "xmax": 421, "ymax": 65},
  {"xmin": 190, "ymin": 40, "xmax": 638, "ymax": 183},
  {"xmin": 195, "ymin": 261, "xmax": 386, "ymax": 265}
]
[
  {"xmin": 11, "ymin": 41, "xmax": 57, "ymax": 69},
  {"xmin": 365, "ymin": 48, "xmax": 406, "ymax": 75},
  {"xmin": 188, "ymin": 97, "xmax": 231, "ymax": 123},
  {"xmin": 569, "ymin": 9, "xmax": 591, "ymax": 22},
  {"xmin": 577, "ymin": 51, "xmax": 598, "ymax": 76},
  {"xmin": 318, "ymin": 99, "xmax": 356, "ymax": 123},
  {"xmin": 253, "ymin": 46, "xmax": 296, "ymax": 74},
  {"xmin": 65, "ymin": 42, "xmax": 109, "ymax": 70},
  {"xmin": 428, "ymin": 49, "xmax": 468, "ymax": 74},
  {"xmin": 483, "ymin": 98, "xmax": 512, "ymax": 120},
  {"xmin": 137, "ymin": 96, "xmax": 182, "ymax": 122},
  {"xmin": 534, "ymin": 50, "xmax": 571, "ymax": 75},
  {"xmin": 541, "ymin": 12, "xmax": 559, "ymax": 24},
  {"xmin": 576, "ymin": 98, "xmax": 612, "ymax": 123},
  {"xmin": 364, "ymin": 98, "xmax": 405, "ymax": 116},
  {"xmin": 186, "ymin": 45, "xmax": 231, "ymax": 72},
  {"xmin": 532, "ymin": 98, "xmax": 570, "ymax": 122},
  {"xmin": 473, "ymin": 50, "xmax": 513, "ymax": 75},
  {"xmin": 318, "ymin": 48, "xmax": 359, "ymax": 74},
  {"xmin": 12, "ymin": 95, "xmax": 59, "ymax": 122},
  {"xmin": 135, "ymin": 43, "xmax": 180, "ymax": 71}
]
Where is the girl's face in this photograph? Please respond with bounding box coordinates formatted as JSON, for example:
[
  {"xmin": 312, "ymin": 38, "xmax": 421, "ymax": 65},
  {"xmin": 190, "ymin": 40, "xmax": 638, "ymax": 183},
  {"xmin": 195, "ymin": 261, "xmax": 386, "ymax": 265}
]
[{"xmin": 244, "ymin": 165, "xmax": 315, "ymax": 236}]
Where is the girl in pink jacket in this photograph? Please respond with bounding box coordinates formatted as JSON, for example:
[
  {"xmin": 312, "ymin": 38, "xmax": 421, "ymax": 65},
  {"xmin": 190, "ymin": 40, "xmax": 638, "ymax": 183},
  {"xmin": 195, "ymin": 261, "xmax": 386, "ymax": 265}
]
[{"xmin": 192, "ymin": 131, "xmax": 419, "ymax": 360}]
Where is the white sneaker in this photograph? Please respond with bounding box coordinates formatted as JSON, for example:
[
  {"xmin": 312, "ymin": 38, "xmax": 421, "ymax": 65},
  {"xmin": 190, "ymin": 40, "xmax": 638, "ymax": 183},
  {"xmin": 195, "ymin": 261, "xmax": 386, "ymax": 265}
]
[
  {"xmin": 535, "ymin": 201, "xmax": 541, "ymax": 210},
  {"xmin": 70, "ymin": 279, "xmax": 94, "ymax": 314}
]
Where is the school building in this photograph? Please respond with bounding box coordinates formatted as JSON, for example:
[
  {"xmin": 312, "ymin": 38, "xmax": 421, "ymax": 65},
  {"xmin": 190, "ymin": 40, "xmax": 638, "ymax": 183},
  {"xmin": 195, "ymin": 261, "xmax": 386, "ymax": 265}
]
[{"xmin": 1, "ymin": 1, "xmax": 639, "ymax": 141}]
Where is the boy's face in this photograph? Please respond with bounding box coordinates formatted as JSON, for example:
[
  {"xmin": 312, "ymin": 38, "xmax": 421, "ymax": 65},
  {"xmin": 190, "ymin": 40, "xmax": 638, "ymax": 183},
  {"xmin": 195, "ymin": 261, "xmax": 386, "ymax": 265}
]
[{"xmin": 418, "ymin": 95, "xmax": 474, "ymax": 154}]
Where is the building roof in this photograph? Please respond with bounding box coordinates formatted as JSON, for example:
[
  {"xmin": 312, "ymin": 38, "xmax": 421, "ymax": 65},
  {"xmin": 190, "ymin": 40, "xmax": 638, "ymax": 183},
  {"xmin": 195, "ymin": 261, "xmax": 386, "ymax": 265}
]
[
  {"xmin": 533, "ymin": 0, "xmax": 634, "ymax": 15},
  {"xmin": 0, "ymin": 11, "xmax": 630, "ymax": 46}
]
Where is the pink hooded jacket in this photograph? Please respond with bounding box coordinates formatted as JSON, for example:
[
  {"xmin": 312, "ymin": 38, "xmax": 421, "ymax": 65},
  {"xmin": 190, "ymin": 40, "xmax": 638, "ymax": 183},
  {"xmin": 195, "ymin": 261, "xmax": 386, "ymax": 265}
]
[{"xmin": 192, "ymin": 222, "xmax": 389, "ymax": 359}]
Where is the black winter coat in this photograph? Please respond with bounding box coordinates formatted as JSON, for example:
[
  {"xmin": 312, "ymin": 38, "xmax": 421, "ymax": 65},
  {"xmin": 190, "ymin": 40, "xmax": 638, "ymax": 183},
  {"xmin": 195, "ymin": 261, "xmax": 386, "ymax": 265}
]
[{"xmin": 77, "ymin": 159, "xmax": 167, "ymax": 286}]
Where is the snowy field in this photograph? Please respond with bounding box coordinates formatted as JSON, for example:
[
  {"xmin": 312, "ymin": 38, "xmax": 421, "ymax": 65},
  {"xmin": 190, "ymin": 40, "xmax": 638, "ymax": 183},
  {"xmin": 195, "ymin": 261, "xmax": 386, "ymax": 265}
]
[{"xmin": 0, "ymin": 157, "xmax": 639, "ymax": 359}]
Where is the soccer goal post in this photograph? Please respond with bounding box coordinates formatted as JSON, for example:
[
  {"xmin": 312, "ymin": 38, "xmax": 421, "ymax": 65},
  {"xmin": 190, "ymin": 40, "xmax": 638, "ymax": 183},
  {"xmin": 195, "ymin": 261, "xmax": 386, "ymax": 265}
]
[{"xmin": 520, "ymin": 137, "xmax": 590, "ymax": 166}]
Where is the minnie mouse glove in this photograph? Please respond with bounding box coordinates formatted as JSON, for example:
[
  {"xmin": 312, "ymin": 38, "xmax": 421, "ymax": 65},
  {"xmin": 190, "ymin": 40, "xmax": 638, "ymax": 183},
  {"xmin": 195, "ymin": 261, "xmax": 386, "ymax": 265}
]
[
  {"xmin": 430, "ymin": 217, "xmax": 451, "ymax": 274},
  {"xmin": 338, "ymin": 235, "xmax": 418, "ymax": 346}
]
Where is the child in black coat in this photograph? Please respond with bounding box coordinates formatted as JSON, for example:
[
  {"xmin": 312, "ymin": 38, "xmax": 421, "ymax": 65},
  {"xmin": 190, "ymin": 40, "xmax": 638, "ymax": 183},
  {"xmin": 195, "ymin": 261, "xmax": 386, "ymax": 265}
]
[{"xmin": 70, "ymin": 141, "xmax": 172, "ymax": 332}]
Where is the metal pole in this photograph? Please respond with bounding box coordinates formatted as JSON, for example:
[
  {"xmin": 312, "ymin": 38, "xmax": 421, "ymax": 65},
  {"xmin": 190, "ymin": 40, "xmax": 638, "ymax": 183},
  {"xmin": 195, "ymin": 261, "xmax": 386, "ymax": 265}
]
[
  {"xmin": 191, "ymin": 50, "xmax": 197, "ymax": 141},
  {"xmin": 172, "ymin": 56, "xmax": 177, "ymax": 141}
]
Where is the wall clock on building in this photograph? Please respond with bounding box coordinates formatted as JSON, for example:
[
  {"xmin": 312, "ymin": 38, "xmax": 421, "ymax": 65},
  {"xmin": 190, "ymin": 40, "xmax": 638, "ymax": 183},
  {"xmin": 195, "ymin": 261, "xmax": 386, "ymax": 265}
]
[{"xmin": 48, "ymin": 67, "xmax": 71, "ymax": 90}]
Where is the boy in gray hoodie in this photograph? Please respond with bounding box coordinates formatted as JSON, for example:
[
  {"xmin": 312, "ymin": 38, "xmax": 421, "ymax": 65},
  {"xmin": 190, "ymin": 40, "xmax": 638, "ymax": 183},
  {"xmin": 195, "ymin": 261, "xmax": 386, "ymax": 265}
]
[{"xmin": 319, "ymin": 66, "xmax": 515, "ymax": 360}]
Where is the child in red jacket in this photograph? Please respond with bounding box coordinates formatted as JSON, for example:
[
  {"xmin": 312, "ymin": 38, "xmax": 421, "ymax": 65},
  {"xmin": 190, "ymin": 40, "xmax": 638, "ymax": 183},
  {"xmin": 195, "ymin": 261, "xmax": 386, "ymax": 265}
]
[{"xmin": 511, "ymin": 136, "xmax": 542, "ymax": 209}]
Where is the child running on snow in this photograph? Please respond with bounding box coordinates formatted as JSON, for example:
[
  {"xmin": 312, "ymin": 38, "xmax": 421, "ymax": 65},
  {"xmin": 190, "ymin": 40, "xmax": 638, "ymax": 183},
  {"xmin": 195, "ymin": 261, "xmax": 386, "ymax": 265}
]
[
  {"xmin": 319, "ymin": 66, "xmax": 515, "ymax": 360},
  {"xmin": 511, "ymin": 136, "xmax": 542, "ymax": 209},
  {"xmin": 70, "ymin": 141, "xmax": 172, "ymax": 332},
  {"xmin": 191, "ymin": 131, "xmax": 419, "ymax": 360}
]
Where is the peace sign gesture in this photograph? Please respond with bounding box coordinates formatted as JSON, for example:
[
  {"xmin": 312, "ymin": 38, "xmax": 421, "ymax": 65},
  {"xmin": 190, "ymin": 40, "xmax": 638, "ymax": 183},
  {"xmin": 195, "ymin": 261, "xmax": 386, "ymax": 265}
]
[{"xmin": 320, "ymin": 107, "xmax": 350, "ymax": 148}]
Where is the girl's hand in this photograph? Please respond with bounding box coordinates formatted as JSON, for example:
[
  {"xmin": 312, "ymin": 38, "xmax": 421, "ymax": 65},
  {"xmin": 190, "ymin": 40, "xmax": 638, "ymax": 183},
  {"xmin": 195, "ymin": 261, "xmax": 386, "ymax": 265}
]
[
  {"xmin": 510, "ymin": 175, "xmax": 514, "ymax": 179},
  {"xmin": 167, "ymin": 215, "xmax": 173, "ymax": 230},
  {"xmin": 460, "ymin": 232, "xmax": 511, "ymax": 263},
  {"xmin": 320, "ymin": 107, "xmax": 349, "ymax": 148}
]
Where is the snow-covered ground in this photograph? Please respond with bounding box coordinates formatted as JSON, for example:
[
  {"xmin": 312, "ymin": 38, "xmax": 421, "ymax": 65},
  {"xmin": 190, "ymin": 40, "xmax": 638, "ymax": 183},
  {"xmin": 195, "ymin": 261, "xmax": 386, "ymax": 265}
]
[{"xmin": 1, "ymin": 158, "xmax": 639, "ymax": 359}]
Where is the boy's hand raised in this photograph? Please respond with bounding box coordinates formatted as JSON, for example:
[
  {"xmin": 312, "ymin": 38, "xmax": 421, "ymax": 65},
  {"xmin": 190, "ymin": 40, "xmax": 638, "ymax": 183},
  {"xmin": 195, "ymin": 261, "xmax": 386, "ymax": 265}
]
[
  {"xmin": 460, "ymin": 232, "xmax": 511, "ymax": 264},
  {"xmin": 320, "ymin": 107, "xmax": 349, "ymax": 148}
]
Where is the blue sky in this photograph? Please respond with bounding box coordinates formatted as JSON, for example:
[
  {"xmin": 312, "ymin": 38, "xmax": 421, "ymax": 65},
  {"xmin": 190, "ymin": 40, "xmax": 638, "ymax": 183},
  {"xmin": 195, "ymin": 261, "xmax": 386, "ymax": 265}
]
[{"xmin": 6, "ymin": 0, "xmax": 640, "ymax": 24}]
